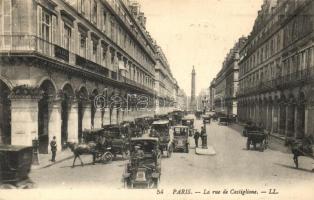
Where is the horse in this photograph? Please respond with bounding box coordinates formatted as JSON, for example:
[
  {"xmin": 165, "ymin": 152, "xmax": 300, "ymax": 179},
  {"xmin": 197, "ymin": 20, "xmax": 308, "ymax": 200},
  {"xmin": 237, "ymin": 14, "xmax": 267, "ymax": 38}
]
[
  {"xmin": 286, "ymin": 136, "xmax": 314, "ymax": 170},
  {"xmin": 67, "ymin": 142, "xmax": 98, "ymax": 168}
]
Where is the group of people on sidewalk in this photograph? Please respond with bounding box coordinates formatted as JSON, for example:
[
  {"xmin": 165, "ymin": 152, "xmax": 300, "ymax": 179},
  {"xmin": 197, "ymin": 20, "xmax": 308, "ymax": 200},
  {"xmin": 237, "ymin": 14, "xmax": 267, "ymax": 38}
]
[{"xmin": 193, "ymin": 126, "xmax": 207, "ymax": 148}]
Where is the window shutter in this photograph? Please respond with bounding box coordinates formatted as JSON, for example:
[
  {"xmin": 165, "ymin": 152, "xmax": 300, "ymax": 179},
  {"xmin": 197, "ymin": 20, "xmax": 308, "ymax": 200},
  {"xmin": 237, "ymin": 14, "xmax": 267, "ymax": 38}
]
[
  {"xmin": 37, "ymin": 5, "xmax": 42, "ymax": 51},
  {"xmin": 37, "ymin": 5, "xmax": 42, "ymax": 37},
  {"xmin": 70, "ymin": 27, "xmax": 74, "ymax": 52},
  {"xmin": 52, "ymin": 15, "xmax": 56, "ymax": 44},
  {"xmin": 59, "ymin": 20, "xmax": 64, "ymax": 48}
]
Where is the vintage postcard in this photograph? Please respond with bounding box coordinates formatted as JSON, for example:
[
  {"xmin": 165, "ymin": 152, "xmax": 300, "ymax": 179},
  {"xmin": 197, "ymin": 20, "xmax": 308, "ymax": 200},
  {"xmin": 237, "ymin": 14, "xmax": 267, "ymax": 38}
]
[{"xmin": 0, "ymin": 0, "xmax": 313, "ymax": 199}]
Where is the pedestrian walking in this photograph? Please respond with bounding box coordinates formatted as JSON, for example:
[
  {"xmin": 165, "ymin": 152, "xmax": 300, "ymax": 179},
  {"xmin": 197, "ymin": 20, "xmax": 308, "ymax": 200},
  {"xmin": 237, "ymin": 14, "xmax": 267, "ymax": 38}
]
[
  {"xmin": 194, "ymin": 130, "xmax": 200, "ymax": 147},
  {"xmin": 50, "ymin": 136, "xmax": 57, "ymax": 162}
]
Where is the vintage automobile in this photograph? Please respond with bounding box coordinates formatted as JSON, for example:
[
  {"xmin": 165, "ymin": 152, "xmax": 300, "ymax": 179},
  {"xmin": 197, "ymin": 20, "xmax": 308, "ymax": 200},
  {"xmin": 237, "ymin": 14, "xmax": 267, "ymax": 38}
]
[
  {"xmin": 194, "ymin": 111, "xmax": 203, "ymax": 119},
  {"xmin": 123, "ymin": 138, "xmax": 161, "ymax": 188},
  {"xmin": 202, "ymin": 114, "xmax": 211, "ymax": 124},
  {"xmin": 150, "ymin": 120, "xmax": 172, "ymax": 157},
  {"xmin": 181, "ymin": 117, "xmax": 194, "ymax": 136},
  {"xmin": 0, "ymin": 145, "xmax": 34, "ymax": 189},
  {"xmin": 218, "ymin": 117, "xmax": 229, "ymax": 126},
  {"xmin": 172, "ymin": 126, "xmax": 190, "ymax": 153}
]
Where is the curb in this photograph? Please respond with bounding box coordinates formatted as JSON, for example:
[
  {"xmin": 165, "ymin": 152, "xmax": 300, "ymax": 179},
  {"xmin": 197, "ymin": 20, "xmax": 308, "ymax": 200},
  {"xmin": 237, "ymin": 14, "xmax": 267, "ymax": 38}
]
[{"xmin": 195, "ymin": 146, "xmax": 216, "ymax": 156}]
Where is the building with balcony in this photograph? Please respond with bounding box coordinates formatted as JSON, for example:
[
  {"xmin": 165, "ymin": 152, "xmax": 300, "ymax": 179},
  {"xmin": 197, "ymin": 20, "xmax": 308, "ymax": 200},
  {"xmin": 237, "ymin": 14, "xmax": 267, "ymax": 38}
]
[
  {"xmin": 209, "ymin": 78, "xmax": 216, "ymax": 111},
  {"xmin": 0, "ymin": 0, "xmax": 163, "ymax": 153},
  {"xmin": 213, "ymin": 37, "xmax": 246, "ymax": 116},
  {"xmin": 237, "ymin": 0, "xmax": 314, "ymax": 142},
  {"xmin": 154, "ymin": 45, "xmax": 178, "ymax": 114}
]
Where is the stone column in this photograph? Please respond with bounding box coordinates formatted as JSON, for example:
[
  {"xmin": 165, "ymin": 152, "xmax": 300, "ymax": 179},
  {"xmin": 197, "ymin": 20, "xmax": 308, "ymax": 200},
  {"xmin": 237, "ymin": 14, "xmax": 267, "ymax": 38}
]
[
  {"xmin": 285, "ymin": 104, "xmax": 289, "ymax": 138},
  {"xmin": 103, "ymin": 108, "xmax": 110, "ymax": 125},
  {"xmin": 82, "ymin": 101, "xmax": 92, "ymax": 131},
  {"xmin": 304, "ymin": 104, "xmax": 309, "ymax": 136},
  {"xmin": 48, "ymin": 99, "xmax": 62, "ymax": 152},
  {"xmin": 94, "ymin": 107, "xmax": 102, "ymax": 128},
  {"xmin": 10, "ymin": 95, "xmax": 41, "ymax": 146},
  {"xmin": 294, "ymin": 106, "xmax": 298, "ymax": 138},
  {"xmin": 67, "ymin": 100, "xmax": 79, "ymax": 143},
  {"xmin": 110, "ymin": 108, "xmax": 117, "ymax": 124}
]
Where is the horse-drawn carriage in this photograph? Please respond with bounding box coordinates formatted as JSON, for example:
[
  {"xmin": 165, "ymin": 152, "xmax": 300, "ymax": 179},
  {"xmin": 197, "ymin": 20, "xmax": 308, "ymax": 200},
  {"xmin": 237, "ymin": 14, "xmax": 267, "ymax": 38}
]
[
  {"xmin": 149, "ymin": 120, "xmax": 173, "ymax": 157},
  {"xmin": 0, "ymin": 145, "xmax": 34, "ymax": 189},
  {"xmin": 218, "ymin": 117, "xmax": 229, "ymax": 126},
  {"xmin": 123, "ymin": 138, "xmax": 161, "ymax": 188},
  {"xmin": 77, "ymin": 126, "xmax": 129, "ymax": 165},
  {"xmin": 246, "ymin": 130, "xmax": 268, "ymax": 151}
]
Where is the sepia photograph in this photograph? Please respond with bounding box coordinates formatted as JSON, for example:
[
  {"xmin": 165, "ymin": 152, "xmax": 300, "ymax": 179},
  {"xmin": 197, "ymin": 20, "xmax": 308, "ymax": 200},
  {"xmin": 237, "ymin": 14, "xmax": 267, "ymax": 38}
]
[{"xmin": 0, "ymin": 0, "xmax": 314, "ymax": 199}]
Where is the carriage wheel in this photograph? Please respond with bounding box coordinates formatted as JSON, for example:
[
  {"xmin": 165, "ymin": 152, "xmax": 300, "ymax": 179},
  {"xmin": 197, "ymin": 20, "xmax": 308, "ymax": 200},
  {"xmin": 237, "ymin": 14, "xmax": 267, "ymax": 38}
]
[{"xmin": 259, "ymin": 143, "xmax": 264, "ymax": 152}]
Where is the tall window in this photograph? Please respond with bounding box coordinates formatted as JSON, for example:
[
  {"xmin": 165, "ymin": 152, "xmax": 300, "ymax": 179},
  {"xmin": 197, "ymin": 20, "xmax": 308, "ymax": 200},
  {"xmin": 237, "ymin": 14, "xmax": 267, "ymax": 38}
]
[
  {"xmin": 103, "ymin": 11, "xmax": 107, "ymax": 32},
  {"xmin": 92, "ymin": 0, "xmax": 97, "ymax": 24},
  {"xmin": 81, "ymin": 0, "xmax": 86, "ymax": 15},
  {"xmin": 63, "ymin": 25, "xmax": 71, "ymax": 50},
  {"xmin": 111, "ymin": 19, "xmax": 115, "ymax": 40},
  {"xmin": 80, "ymin": 33, "xmax": 86, "ymax": 57},
  {"xmin": 41, "ymin": 11, "xmax": 51, "ymax": 41},
  {"xmin": 92, "ymin": 40, "xmax": 97, "ymax": 62}
]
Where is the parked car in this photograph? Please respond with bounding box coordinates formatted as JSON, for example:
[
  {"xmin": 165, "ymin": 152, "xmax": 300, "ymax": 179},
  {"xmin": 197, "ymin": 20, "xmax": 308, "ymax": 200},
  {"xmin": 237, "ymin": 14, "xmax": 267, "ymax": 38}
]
[
  {"xmin": 181, "ymin": 117, "xmax": 194, "ymax": 136},
  {"xmin": 172, "ymin": 126, "xmax": 190, "ymax": 153},
  {"xmin": 123, "ymin": 138, "xmax": 161, "ymax": 188},
  {"xmin": 0, "ymin": 145, "xmax": 34, "ymax": 189}
]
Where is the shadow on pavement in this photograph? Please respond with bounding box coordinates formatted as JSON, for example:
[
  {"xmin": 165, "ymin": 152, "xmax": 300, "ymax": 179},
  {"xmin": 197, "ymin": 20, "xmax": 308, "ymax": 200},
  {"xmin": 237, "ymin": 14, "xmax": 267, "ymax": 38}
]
[
  {"xmin": 40, "ymin": 155, "xmax": 74, "ymax": 169},
  {"xmin": 273, "ymin": 163, "xmax": 314, "ymax": 173}
]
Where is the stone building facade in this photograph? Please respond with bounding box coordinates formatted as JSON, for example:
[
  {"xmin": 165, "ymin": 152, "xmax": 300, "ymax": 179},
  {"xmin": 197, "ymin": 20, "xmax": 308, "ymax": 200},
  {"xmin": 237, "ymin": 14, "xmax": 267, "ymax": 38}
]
[
  {"xmin": 238, "ymin": 0, "xmax": 314, "ymax": 141},
  {"xmin": 0, "ymin": 0, "xmax": 177, "ymax": 153},
  {"xmin": 213, "ymin": 37, "xmax": 246, "ymax": 116},
  {"xmin": 154, "ymin": 45, "xmax": 178, "ymax": 114}
]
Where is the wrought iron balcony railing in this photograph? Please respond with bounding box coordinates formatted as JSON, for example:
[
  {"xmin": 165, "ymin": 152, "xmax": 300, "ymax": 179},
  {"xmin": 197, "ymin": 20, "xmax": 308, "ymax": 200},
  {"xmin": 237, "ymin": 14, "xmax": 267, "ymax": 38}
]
[{"xmin": 0, "ymin": 35, "xmax": 153, "ymax": 93}]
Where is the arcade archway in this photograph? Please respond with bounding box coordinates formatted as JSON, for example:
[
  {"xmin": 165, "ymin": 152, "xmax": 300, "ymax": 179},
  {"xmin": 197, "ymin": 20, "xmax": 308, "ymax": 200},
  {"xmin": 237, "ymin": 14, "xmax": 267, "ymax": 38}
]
[
  {"xmin": 61, "ymin": 83, "xmax": 74, "ymax": 149},
  {"xmin": 38, "ymin": 80, "xmax": 56, "ymax": 153}
]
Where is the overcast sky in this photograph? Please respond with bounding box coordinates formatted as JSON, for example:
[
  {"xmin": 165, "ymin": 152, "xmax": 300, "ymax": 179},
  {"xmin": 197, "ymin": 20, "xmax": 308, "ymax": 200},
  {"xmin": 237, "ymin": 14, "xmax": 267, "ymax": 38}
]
[{"xmin": 137, "ymin": 0, "xmax": 263, "ymax": 95}]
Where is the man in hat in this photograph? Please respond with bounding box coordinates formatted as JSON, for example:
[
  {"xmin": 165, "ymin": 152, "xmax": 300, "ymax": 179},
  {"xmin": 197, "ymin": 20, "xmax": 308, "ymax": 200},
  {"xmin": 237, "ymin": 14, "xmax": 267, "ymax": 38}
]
[
  {"xmin": 194, "ymin": 130, "xmax": 200, "ymax": 148},
  {"xmin": 50, "ymin": 136, "xmax": 57, "ymax": 162}
]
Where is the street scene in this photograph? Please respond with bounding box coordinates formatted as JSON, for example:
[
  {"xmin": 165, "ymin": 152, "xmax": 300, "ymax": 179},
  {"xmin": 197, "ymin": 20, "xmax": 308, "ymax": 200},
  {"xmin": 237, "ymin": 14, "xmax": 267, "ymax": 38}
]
[
  {"xmin": 1, "ymin": 0, "xmax": 314, "ymax": 199},
  {"xmin": 28, "ymin": 115, "xmax": 314, "ymax": 190}
]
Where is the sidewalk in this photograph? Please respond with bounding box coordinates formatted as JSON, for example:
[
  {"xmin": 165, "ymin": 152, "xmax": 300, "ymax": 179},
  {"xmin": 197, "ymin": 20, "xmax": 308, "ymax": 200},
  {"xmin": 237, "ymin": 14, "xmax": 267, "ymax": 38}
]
[
  {"xmin": 31, "ymin": 149, "xmax": 74, "ymax": 170},
  {"xmin": 195, "ymin": 146, "xmax": 216, "ymax": 155}
]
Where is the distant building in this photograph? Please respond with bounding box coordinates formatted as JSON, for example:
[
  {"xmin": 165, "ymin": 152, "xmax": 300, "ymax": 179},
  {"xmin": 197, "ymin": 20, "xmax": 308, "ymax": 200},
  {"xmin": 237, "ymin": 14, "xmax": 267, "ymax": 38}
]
[
  {"xmin": 154, "ymin": 45, "xmax": 178, "ymax": 114},
  {"xmin": 209, "ymin": 78, "xmax": 216, "ymax": 111},
  {"xmin": 213, "ymin": 37, "xmax": 247, "ymax": 116}
]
